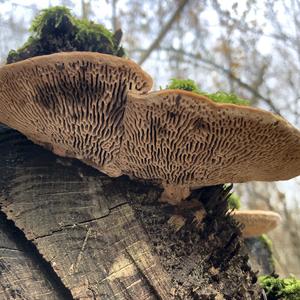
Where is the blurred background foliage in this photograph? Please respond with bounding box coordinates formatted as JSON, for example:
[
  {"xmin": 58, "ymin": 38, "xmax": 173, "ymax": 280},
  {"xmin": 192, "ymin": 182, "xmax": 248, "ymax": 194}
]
[{"xmin": 0, "ymin": 0, "xmax": 299, "ymax": 278}]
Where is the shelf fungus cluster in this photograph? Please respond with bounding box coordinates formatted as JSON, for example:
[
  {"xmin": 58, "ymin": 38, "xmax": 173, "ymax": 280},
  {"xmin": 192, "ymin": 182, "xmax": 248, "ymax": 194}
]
[{"xmin": 1, "ymin": 52, "xmax": 300, "ymax": 205}]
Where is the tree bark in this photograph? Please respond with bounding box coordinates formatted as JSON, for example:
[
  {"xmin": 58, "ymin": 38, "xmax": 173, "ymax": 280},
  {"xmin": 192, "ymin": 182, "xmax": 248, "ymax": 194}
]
[{"xmin": 0, "ymin": 125, "xmax": 262, "ymax": 299}]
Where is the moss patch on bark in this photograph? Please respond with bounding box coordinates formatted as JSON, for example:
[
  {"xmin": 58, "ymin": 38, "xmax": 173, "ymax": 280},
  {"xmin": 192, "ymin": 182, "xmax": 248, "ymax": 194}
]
[{"xmin": 166, "ymin": 78, "xmax": 250, "ymax": 105}]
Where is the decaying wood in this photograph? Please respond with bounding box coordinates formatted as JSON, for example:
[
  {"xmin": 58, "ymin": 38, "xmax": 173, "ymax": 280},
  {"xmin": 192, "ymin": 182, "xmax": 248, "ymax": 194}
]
[
  {"xmin": 0, "ymin": 212, "xmax": 71, "ymax": 299},
  {"xmin": 0, "ymin": 125, "xmax": 263, "ymax": 299}
]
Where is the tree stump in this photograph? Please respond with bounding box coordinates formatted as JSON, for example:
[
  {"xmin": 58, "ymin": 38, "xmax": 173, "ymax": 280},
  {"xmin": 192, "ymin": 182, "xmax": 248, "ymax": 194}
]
[{"xmin": 0, "ymin": 125, "xmax": 262, "ymax": 299}]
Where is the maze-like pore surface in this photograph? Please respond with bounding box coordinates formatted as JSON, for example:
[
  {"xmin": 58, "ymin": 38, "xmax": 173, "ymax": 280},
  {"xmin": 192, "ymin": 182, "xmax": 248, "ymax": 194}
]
[
  {"xmin": 0, "ymin": 52, "xmax": 152, "ymax": 176},
  {"xmin": 119, "ymin": 90, "xmax": 300, "ymax": 186}
]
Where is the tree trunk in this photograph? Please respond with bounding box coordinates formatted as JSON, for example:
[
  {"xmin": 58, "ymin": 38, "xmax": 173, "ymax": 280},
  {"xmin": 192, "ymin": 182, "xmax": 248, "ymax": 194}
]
[{"xmin": 0, "ymin": 125, "xmax": 262, "ymax": 299}]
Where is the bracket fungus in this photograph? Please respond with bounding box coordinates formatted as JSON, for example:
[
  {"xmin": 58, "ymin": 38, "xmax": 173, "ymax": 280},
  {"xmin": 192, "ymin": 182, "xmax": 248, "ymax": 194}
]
[
  {"xmin": 119, "ymin": 89, "xmax": 300, "ymax": 204},
  {"xmin": 232, "ymin": 210, "xmax": 281, "ymax": 238},
  {"xmin": 0, "ymin": 52, "xmax": 152, "ymax": 176},
  {"xmin": 1, "ymin": 54, "xmax": 300, "ymax": 205}
]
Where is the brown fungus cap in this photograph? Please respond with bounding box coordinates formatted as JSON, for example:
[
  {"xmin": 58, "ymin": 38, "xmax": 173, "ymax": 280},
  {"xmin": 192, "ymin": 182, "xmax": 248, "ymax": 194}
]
[
  {"xmin": 232, "ymin": 210, "xmax": 281, "ymax": 238},
  {"xmin": 0, "ymin": 52, "xmax": 152, "ymax": 176},
  {"xmin": 118, "ymin": 89, "xmax": 300, "ymax": 204}
]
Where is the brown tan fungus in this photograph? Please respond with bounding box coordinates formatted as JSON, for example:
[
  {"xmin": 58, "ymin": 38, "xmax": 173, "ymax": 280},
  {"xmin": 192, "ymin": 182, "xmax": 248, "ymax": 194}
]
[
  {"xmin": 118, "ymin": 89, "xmax": 300, "ymax": 204},
  {"xmin": 1, "ymin": 54, "xmax": 300, "ymax": 206},
  {"xmin": 0, "ymin": 52, "xmax": 152, "ymax": 177},
  {"xmin": 232, "ymin": 210, "xmax": 281, "ymax": 238}
]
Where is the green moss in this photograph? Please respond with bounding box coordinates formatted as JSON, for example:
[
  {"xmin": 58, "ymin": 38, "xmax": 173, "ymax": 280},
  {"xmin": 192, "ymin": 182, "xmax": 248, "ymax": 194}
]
[
  {"xmin": 167, "ymin": 78, "xmax": 200, "ymax": 92},
  {"xmin": 259, "ymin": 234, "xmax": 273, "ymax": 253},
  {"xmin": 30, "ymin": 6, "xmax": 74, "ymax": 37},
  {"xmin": 259, "ymin": 234, "xmax": 276, "ymax": 270},
  {"xmin": 227, "ymin": 193, "xmax": 241, "ymax": 210},
  {"xmin": 205, "ymin": 91, "xmax": 249, "ymax": 105},
  {"xmin": 7, "ymin": 6, "xmax": 125, "ymax": 64},
  {"xmin": 259, "ymin": 275, "xmax": 300, "ymax": 300},
  {"xmin": 166, "ymin": 78, "xmax": 249, "ymax": 106}
]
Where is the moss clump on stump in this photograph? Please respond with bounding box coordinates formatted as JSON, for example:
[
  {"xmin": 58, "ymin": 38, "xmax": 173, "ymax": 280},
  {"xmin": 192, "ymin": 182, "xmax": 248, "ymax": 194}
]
[
  {"xmin": 7, "ymin": 6, "xmax": 124, "ymax": 64},
  {"xmin": 166, "ymin": 78, "xmax": 250, "ymax": 105},
  {"xmin": 259, "ymin": 275, "xmax": 300, "ymax": 300}
]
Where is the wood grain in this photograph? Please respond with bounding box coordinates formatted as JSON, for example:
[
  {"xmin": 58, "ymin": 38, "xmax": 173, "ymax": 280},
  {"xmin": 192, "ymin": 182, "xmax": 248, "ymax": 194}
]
[
  {"xmin": 0, "ymin": 211, "xmax": 72, "ymax": 299},
  {"xmin": 0, "ymin": 125, "xmax": 171, "ymax": 299}
]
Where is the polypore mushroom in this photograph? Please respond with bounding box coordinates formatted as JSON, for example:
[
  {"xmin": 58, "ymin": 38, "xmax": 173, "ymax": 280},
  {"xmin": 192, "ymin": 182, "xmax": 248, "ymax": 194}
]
[
  {"xmin": 118, "ymin": 89, "xmax": 300, "ymax": 204},
  {"xmin": 232, "ymin": 210, "xmax": 281, "ymax": 238},
  {"xmin": 0, "ymin": 52, "xmax": 152, "ymax": 176},
  {"xmin": 1, "ymin": 55, "xmax": 300, "ymax": 206}
]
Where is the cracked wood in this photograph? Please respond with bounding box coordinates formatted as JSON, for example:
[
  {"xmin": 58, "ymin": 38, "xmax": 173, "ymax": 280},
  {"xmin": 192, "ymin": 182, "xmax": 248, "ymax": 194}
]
[{"xmin": 0, "ymin": 126, "xmax": 172, "ymax": 299}]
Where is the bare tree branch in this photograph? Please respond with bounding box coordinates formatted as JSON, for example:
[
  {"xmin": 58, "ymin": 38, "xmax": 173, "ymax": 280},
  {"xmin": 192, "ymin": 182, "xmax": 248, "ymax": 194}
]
[
  {"xmin": 161, "ymin": 47, "xmax": 282, "ymax": 114},
  {"xmin": 81, "ymin": 0, "xmax": 90, "ymax": 20},
  {"xmin": 135, "ymin": 46, "xmax": 282, "ymax": 114},
  {"xmin": 111, "ymin": 0, "xmax": 118, "ymax": 32},
  {"xmin": 138, "ymin": 0, "xmax": 190, "ymax": 65}
]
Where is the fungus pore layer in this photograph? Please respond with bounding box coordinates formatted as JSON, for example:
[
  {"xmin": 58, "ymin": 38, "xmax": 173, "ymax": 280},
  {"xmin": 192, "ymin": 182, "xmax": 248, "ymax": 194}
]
[
  {"xmin": 0, "ymin": 52, "xmax": 152, "ymax": 176},
  {"xmin": 1, "ymin": 55, "xmax": 300, "ymax": 205},
  {"xmin": 118, "ymin": 89, "xmax": 300, "ymax": 202}
]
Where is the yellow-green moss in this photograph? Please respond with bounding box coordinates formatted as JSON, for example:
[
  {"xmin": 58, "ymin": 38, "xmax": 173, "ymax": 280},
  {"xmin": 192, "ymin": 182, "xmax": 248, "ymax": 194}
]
[
  {"xmin": 7, "ymin": 6, "xmax": 124, "ymax": 64},
  {"xmin": 259, "ymin": 234, "xmax": 273, "ymax": 253},
  {"xmin": 227, "ymin": 193, "xmax": 241, "ymax": 210},
  {"xmin": 259, "ymin": 275, "xmax": 300, "ymax": 300},
  {"xmin": 166, "ymin": 78, "xmax": 199, "ymax": 92},
  {"xmin": 166, "ymin": 78, "xmax": 249, "ymax": 106},
  {"xmin": 30, "ymin": 6, "xmax": 74, "ymax": 37}
]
